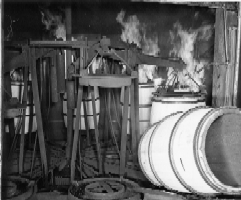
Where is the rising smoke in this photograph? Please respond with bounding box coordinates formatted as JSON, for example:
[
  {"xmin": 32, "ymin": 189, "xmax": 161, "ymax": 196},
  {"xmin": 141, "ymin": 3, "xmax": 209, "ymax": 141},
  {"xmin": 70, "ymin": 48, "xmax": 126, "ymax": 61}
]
[
  {"xmin": 168, "ymin": 22, "xmax": 213, "ymax": 92},
  {"xmin": 117, "ymin": 9, "xmax": 213, "ymax": 91},
  {"xmin": 116, "ymin": 10, "xmax": 160, "ymax": 84}
]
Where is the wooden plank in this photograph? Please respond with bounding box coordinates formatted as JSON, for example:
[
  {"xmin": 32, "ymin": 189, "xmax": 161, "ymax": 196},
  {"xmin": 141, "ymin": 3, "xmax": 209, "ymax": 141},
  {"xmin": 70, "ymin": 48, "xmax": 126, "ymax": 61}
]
[
  {"xmin": 50, "ymin": 52, "xmax": 58, "ymax": 103},
  {"xmin": 212, "ymin": 9, "xmax": 229, "ymax": 107},
  {"xmin": 29, "ymin": 40, "xmax": 97, "ymax": 48},
  {"xmin": 67, "ymin": 81, "xmax": 75, "ymax": 109},
  {"xmin": 104, "ymin": 90, "xmax": 109, "ymax": 142},
  {"xmin": 130, "ymin": 80, "xmax": 137, "ymax": 162},
  {"xmin": 228, "ymin": 27, "xmax": 237, "ymax": 106},
  {"xmin": 30, "ymin": 47, "xmax": 48, "ymax": 179},
  {"xmin": 19, "ymin": 63, "xmax": 28, "ymax": 174},
  {"xmin": 98, "ymin": 88, "xmax": 106, "ymax": 143},
  {"xmin": 65, "ymin": 6, "xmax": 75, "ymax": 166},
  {"xmin": 233, "ymin": 4, "xmax": 241, "ymax": 107},
  {"xmin": 120, "ymin": 86, "xmax": 130, "ymax": 178},
  {"xmin": 56, "ymin": 50, "xmax": 66, "ymax": 93},
  {"xmin": 66, "ymin": 82, "xmax": 75, "ymax": 161},
  {"xmin": 134, "ymin": 68, "xmax": 140, "ymax": 155},
  {"xmin": 41, "ymin": 57, "xmax": 48, "ymax": 138},
  {"xmin": 212, "ymin": 9, "xmax": 238, "ymax": 107},
  {"xmin": 91, "ymin": 86, "xmax": 102, "ymax": 174},
  {"xmin": 83, "ymin": 87, "xmax": 90, "ymax": 145},
  {"xmin": 71, "ymin": 85, "xmax": 83, "ymax": 182},
  {"xmin": 107, "ymin": 89, "xmax": 119, "ymax": 154},
  {"xmin": 79, "ymin": 77, "xmax": 132, "ymax": 88},
  {"xmin": 106, "ymin": 89, "xmax": 112, "ymax": 142},
  {"xmin": 4, "ymin": 48, "xmax": 55, "ymax": 73},
  {"xmin": 102, "ymin": 50, "xmax": 185, "ymax": 69}
]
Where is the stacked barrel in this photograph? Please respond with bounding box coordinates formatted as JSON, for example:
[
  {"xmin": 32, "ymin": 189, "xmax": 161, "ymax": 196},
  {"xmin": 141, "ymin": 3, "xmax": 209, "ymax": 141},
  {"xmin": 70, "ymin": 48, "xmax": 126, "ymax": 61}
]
[{"xmin": 139, "ymin": 106, "xmax": 241, "ymax": 195}]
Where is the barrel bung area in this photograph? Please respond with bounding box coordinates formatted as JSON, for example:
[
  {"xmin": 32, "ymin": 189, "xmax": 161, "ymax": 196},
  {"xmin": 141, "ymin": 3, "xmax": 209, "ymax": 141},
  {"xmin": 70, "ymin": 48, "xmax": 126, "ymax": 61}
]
[{"xmin": 2, "ymin": 1, "xmax": 241, "ymax": 200}]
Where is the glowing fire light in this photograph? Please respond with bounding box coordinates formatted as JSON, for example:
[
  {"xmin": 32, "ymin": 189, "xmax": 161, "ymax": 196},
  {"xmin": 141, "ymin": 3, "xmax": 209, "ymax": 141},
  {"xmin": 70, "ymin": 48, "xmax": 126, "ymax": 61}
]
[
  {"xmin": 116, "ymin": 10, "xmax": 160, "ymax": 84},
  {"xmin": 168, "ymin": 22, "xmax": 213, "ymax": 92}
]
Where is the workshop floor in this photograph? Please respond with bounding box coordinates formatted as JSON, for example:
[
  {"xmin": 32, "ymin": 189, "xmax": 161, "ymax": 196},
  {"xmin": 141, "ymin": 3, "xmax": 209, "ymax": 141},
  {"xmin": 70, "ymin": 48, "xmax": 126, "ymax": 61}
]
[{"xmin": 4, "ymin": 133, "xmax": 241, "ymax": 200}]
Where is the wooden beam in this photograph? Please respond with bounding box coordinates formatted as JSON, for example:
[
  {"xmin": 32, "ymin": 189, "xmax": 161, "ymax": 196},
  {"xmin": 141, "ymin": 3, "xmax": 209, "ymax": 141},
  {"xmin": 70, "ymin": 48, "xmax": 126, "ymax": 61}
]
[
  {"xmin": 65, "ymin": 5, "xmax": 74, "ymax": 162},
  {"xmin": 19, "ymin": 62, "xmax": 29, "ymax": 174},
  {"xmin": 120, "ymin": 86, "xmax": 130, "ymax": 178},
  {"xmin": 30, "ymin": 47, "xmax": 48, "ymax": 179},
  {"xmin": 234, "ymin": 3, "xmax": 241, "ymax": 107},
  {"xmin": 4, "ymin": 48, "xmax": 54, "ymax": 73},
  {"xmin": 212, "ymin": 9, "xmax": 238, "ymax": 107},
  {"xmin": 71, "ymin": 85, "xmax": 83, "ymax": 182}
]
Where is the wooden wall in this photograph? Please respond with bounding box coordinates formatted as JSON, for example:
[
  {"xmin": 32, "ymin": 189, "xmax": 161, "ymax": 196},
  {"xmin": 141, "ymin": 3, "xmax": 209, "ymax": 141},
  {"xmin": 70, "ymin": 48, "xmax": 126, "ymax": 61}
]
[{"xmin": 212, "ymin": 8, "xmax": 239, "ymax": 107}]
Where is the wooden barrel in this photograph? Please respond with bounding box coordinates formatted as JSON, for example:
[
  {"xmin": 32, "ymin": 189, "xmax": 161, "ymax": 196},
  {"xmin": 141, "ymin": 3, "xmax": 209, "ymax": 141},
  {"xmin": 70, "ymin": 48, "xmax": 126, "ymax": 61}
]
[
  {"xmin": 150, "ymin": 93, "xmax": 206, "ymax": 124},
  {"xmin": 63, "ymin": 88, "xmax": 100, "ymax": 130},
  {"xmin": 121, "ymin": 83, "xmax": 155, "ymax": 136},
  {"xmin": 139, "ymin": 107, "xmax": 241, "ymax": 195},
  {"xmin": 7, "ymin": 81, "xmax": 37, "ymax": 134},
  {"xmin": 138, "ymin": 122, "xmax": 164, "ymax": 186}
]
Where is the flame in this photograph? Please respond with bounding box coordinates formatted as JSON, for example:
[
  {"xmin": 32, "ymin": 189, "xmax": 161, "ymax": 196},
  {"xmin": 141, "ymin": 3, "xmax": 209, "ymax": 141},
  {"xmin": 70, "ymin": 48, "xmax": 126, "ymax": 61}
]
[
  {"xmin": 116, "ymin": 10, "xmax": 159, "ymax": 83},
  {"xmin": 168, "ymin": 22, "xmax": 212, "ymax": 92},
  {"xmin": 116, "ymin": 10, "xmax": 142, "ymax": 47},
  {"xmin": 40, "ymin": 9, "xmax": 66, "ymax": 40}
]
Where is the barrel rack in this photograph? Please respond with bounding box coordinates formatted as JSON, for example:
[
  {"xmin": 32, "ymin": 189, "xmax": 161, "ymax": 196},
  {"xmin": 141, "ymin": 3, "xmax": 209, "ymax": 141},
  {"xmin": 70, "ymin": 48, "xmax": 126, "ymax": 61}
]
[{"xmin": 4, "ymin": 37, "xmax": 185, "ymax": 183}]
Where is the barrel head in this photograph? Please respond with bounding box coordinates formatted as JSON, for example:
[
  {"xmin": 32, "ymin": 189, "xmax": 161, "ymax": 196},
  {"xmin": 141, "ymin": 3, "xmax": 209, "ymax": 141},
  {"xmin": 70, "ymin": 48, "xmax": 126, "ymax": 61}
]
[{"xmin": 205, "ymin": 113, "xmax": 241, "ymax": 187}]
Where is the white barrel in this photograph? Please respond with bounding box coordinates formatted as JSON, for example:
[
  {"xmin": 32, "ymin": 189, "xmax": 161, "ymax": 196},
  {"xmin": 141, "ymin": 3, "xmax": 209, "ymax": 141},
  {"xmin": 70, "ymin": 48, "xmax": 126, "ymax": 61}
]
[
  {"xmin": 138, "ymin": 122, "xmax": 161, "ymax": 186},
  {"xmin": 8, "ymin": 81, "xmax": 37, "ymax": 134},
  {"xmin": 149, "ymin": 111, "xmax": 190, "ymax": 192},
  {"xmin": 121, "ymin": 83, "xmax": 155, "ymax": 136},
  {"xmin": 139, "ymin": 106, "xmax": 241, "ymax": 195},
  {"xmin": 63, "ymin": 88, "xmax": 100, "ymax": 130},
  {"xmin": 150, "ymin": 94, "xmax": 206, "ymax": 124}
]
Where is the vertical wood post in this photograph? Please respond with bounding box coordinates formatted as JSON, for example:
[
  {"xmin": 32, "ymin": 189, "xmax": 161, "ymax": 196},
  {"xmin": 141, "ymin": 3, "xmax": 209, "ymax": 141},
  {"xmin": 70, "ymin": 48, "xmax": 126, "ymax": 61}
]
[
  {"xmin": 212, "ymin": 9, "xmax": 238, "ymax": 107},
  {"xmin": 19, "ymin": 59, "xmax": 28, "ymax": 174},
  {"xmin": 234, "ymin": 3, "xmax": 241, "ymax": 107},
  {"xmin": 51, "ymin": 50, "xmax": 58, "ymax": 102},
  {"xmin": 30, "ymin": 47, "xmax": 48, "ymax": 179},
  {"xmin": 212, "ymin": 9, "xmax": 227, "ymax": 107},
  {"xmin": 65, "ymin": 5, "xmax": 74, "ymax": 161}
]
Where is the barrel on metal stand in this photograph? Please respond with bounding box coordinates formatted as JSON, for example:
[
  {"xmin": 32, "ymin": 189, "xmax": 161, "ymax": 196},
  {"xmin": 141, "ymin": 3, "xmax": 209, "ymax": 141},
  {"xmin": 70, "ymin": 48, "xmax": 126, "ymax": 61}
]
[
  {"xmin": 150, "ymin": 92, "xmax": 206, "ymax": 124},
  {"xmin": 139, "ymin": 107, "xmax": 241, "ymax": 195},
  {"xmin": 121, "ymin": 83, "xmax": 155, "ymax": 136},
  {"xmin": 63, "ymin": 88, "xmax": 100, "ymax": 130},
  {"xmin": 6, "ymin": 81, "xmax": 37, "ymax": 134}
]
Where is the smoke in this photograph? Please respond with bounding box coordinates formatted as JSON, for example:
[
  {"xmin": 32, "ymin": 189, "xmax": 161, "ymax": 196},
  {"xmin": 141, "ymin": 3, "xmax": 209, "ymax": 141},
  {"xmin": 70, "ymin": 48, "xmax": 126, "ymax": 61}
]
[
  {"xmin": 197, "ymin": 24, "xmax": 213, "ymax": 41},
  {"xmin": 40, "ymin": 8, "xmax": 66, "ymax": 40},
  {"xmin": 55, "ymin": 24, "xmax": 66, "ymax": 41},
  {"xmin": 116, "ymin": 10, "xmax": 159, "ymax": 83},
  {"xmin": 168, "ymin": 22, "xmax": 213, "ymax": 92}
]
